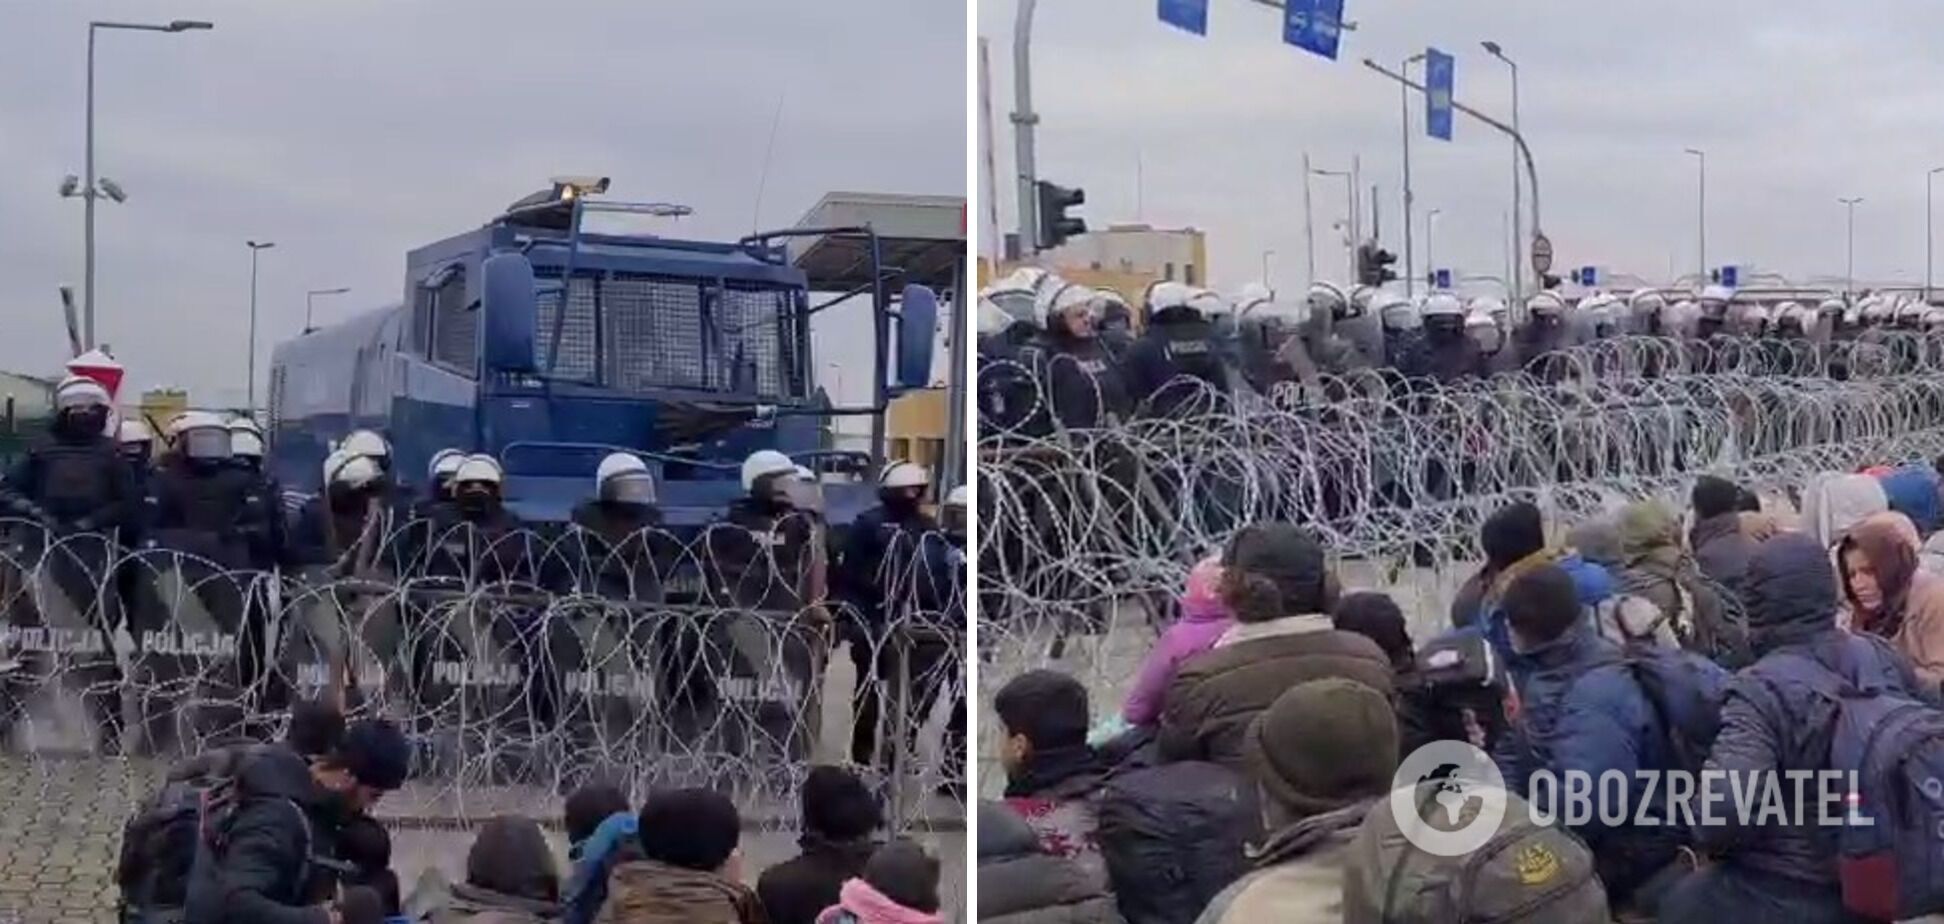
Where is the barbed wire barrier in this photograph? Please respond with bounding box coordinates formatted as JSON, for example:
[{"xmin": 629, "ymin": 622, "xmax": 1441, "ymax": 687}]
[
  {"xmin": 0, "ymin": 517, "xmax": 965, "ymax": 833},
  {"xmin": 976, "ymin": 332, "xmax": 1944, "ymax": 787}
]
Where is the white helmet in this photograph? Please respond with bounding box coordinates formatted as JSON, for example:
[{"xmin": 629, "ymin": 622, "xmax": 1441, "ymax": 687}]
[
  {"xmin": 1465, "ymin": 307, "xmax": 1504, "ymax": 353},
  {"xmin": 117, "ymin": 419, "xmax": 153, "ymax": 445},
  {"xmin": 1773, "ymin": 301, "xmax": 1807, "ymax": 332},
  {"xmin": 1527, "ymin": 291, "xmax": 1567, "ymax": 317},
  {"xmin": 230, "ymin": 430, "xmax": 265, "ymax": 459},
  {"xmin": 1924, "ymin": 307, "xmax": 1944, "ymax": 331},
  {"xmin": 227, "ymin": 416, "xmax": 263, "ymax": 438},
  {"xmin": 596, "ymin": 452, "xmax": 656, "ymax": 505},
  {"xmin": 1047, "ymin": 282, "xmax": 1098, "ymax": 321},
  {"xmin": 1232, "ymin": 283, "xmax": 1274, "ymax": 317},
  {"xmin": 325, "ymin": 449, "xmax": 382, "ymax": 489},
  {"xmin": 741, "ymin": 449, "xmax": 796, "ymax": 492},
  {"xmin": 1374, "ymin": 291, "xmax": 1419, "ymax": 330},
  {"xmin": 1861, "ymin": 297, "xmax": 1892, "ymax": 324},
  {"xmin": 1422, "ymin": 293, "xmax": 1465, "ymax": 321},
  {"xmin": 1307, "ymin": 282, "xmax": 1349, "ymax": 320},
  {"xmin": 1628, "ymin": 290, "xmax": 1667, "ymax": 314},
  {"xmin": 878, "ymin": 460, "xmax": 930, "ymax": 490},
  {"xmin": 1699, "ymin": 284, "xmax": 1735, "ymax": 308},
  {"xmin": 1735, "ymin": 302, "xmax": 1771, "ymax": 334},
  {"xmin": 943, "ymin": 484, "xmax": 968, "ymax": 509},
  {"xmin": 1187, "ymin": 288, "xmax": 1229, "ymax": 318},
  {"xmin": 429, "ymin": 448, "xmax": 466, "ymax": 481},
  {"xmin": 995, "ymin": 266, "xmax": 1053, "ymax": 294},
  {"xmin": 341, "ymin": 429, "xmax": 390, "ymax": 461},
  {"xmin": 454, "ymin": 454, "xmax": 504, "ymax": 486},
  {"xmin": 1898, "ymin": 298, "xmax": 1928, "ymax": 326},
  {"xmin": 170, "ymin": 410, "xmax": 233, "ymax": 461},
  {"xmin": 54, "ymin": 375, "xmax": 110, "ymax": 410},
  {"xmin": 1145, "ymin": 281, "xmax": 1194, "ymax": 314},
  {"xmin": 1468, "ymin": 295, "xmax": 1509, "ymax": 319},
  {"xmin": 982, "ymin": 289, "xmax": 1038, "ymax": 331},
  {"xmin": 1575, "ymin": 293, "xmax": 1621, "ymax": 332},
  {"xmin": 1817, "ymin": 297, "xmax": 1846, "ymax": 316}
]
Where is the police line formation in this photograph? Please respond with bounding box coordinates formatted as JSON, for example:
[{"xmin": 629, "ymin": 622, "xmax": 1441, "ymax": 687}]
[
  {"xmin": 969, "ymin": 271, "xmax": 1944, "ymax": 924},
  {"xmin": 0, "ymin": 374, "xmax": 968, "ymax": 829}
]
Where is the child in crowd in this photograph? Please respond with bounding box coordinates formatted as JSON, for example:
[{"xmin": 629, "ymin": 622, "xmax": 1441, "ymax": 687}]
[
  {"xmin": 816, "ymin": 840, "xmax": 944, "ymax": 924},
  {"xmin": 1121, "ymin": 556, "xmax": 1234, "ymax": 726}
]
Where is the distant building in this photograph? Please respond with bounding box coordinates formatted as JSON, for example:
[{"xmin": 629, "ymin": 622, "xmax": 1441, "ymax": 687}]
[
  {"xmin": 886, "ymin": 387, "xmax": 948, "ymax": 475},
  {"xmin": 0, "ymin": 370, "xmax": 54, "ymax": 424},
  {"xmin": 1042, "ymin": 223, "xmax": 1208, "ymax": 286}
]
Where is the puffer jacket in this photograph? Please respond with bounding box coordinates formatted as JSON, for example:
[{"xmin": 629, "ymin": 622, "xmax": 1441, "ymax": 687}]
[
  {"xmin": 1801, "ymin": 472, "xmax": 1888, "ymax": 549},
  {"xmin": 976, "ymin": 803, "xmax": 1120, "ymax": 924},
  {"xmin": 1877, "ymin": 465, "xmax": 1942, "ymax": 535},
  {"xmin": 1694, "ymin": 533, "xmax": 1929, "ymax": 887},
  {"xmin": 595, "ymin": 860, "xmax": 767, "ymax": 924},
  {"xmin": 1191, "ymin": 801, "xmax": 1369, "ymax": 924},
  {"xmin": 1493, "ymin": 620, "xmax": 1682, "ymax": 899},
  {"xmin": 1122, "ymin": 562, "xmax": 1233, "ymax": 726},
  {"xmin": 1690, "ymin": 511, "xmax": 1757, "ymax": 594},
  {"xmin": 183, "ymin": 744, "xmax": 344, "ymax": 924},
  {"xmin": 1155, "ymin": 614, "xmax": 1394, "ymax": 771}
]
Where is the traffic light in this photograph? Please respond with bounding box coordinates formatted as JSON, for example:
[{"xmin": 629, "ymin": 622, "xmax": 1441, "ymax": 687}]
[
  {"xmin": 1356, "ymin": 243, "xmax": 1398, "ymax": 286},
  {"xmin": 1541, "ymin": 273, "xmax": 1563, "ymax": 290},
  {"xmin": 1036, "ymin": 180, "xmax": 1087, "ymax": 250}
]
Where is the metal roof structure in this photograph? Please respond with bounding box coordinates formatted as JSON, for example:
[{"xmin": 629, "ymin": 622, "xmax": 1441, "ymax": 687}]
[{"xmin": 788, "ymin": 192, "xmax": 965, "ymax": 290}]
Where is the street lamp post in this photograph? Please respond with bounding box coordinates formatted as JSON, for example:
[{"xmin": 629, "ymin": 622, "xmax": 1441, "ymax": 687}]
[
  {"xmin": 84, "ymin": 18, "xmax": 212, "ymax": 350},
  {"xmin": 1840, "ymin": 197, "xmax": 1864, "ymax": 298},
  {"xmin": 1425, "ymin": 208, "xmax": 1442, "ymax": 281},
  {"xmin": 246, "ymin": 241, "xmax": 275, "ymax": 414},
  {"xmin": 1482, "ymin": 41, "xmax": 1520, "ymax": 302},
  {"xmin": 1311, "ymin": 167, "xmax": 1355, "ymax": 280},
  {"xmin": 1261, "ymin": 249, "xmax": 1276, "ymax": 288},
  {"xmin": 1684, "ymin": 148, "xmax": 1706, "ymax": 278},
  {"xmin": 1400, "ymin": 52, "xmax": 1426, "ymax": 296},
  {"xmin": 1928, "ymin": 168, "xmax": 1944, "ymax": 303},
  {"xmin": 305, "ymin": 286, "xmax": 350, "ymax": 333}
]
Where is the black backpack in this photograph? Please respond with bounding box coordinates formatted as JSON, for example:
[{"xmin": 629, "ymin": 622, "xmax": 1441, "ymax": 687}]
[
  {"xmin": 1094, "ymin": 761, "xmax": 1253, "ymax": 924},
  {"xmin": 115, "ymin": 747, "xmax": 324, "ymax": 913}
]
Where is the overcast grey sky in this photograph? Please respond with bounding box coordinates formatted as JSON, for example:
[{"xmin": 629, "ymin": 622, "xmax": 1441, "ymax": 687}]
[
  {"xmin": 0, "ymin": 0, "xmax": 964, "ymax": 405},
  {"xmin": 979, "ymin": 0, "xmax": 1944, "ymax": 296}
]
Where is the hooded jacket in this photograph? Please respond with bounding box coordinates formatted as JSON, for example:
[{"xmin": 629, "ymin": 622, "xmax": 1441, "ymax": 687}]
[
  {"xmin": 1694, "ymin": 533, "xmax": 1928, "ymax": 887},
  {"xmin": 757, "ymin": 835, "xmax": 879, "ymax": 924},
  {"xmin": 1122, "ymin": 561, "xmax": 1234, "ymax": 726},
  {"xmin": 975, "ymin": 803, "xmax": 1119, "ymax": 924},
  {"xmin": 1191, "ymin": 801, "xmax": 1371, "ymax": 924},
  {"xmin": 596, "ymin": 859, "xmax": 766, "ymax": 924},
  {"xmin": 1614, "ymin": 502, "xmax": 1733, "ymax": 653},
  {"xmin": 1877, "ymin": 465, "xmax": 1942, "ymax": 535},
  {"xmin": 1491, "ymin": 620, "xmax": 1681, "ymax": 898},
  {"xmin": 1801, "ymin": 472, "xmax": 1888, "ymax": 550},
  {"xmin": 813, "ymin": 879, "xmax": 942, "ymax": 924},
  {"xmin": 184, "ymin": 745, "xmax": 344, "ymax": 924},
  {"xmin": 1837, "ymin": 515, "xmax": 1944, "ymax": 686}
]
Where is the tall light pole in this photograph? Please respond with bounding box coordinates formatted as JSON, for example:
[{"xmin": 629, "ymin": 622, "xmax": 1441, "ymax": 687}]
[
  {"xmin": 84, "ymin": 18, "xmax": 213, "ymax": 350},
  {"xmin": 1011, "ymin": 0, "xmax": 1041, "ymax": 255},
  {"xmin": 1302, "ymin": 152, "xmax": 1316, "ymax": 286},
  {"xmin": 1482, "ymin": 41, "xmax": 1520, "ymax": 303},
  {"xmin": 1928, "ymin": 168, "xmax": 1944, "ymax": 303},
  {"xmin": 1840, "ymin": 197, "xmax": 1864, "ymax": 298},
  {"xmin": 246, "ymin": 241, "xmax": 275, "ymax": 414},
  {"xmin": 1425, "ymin": 208, "xmax": 1442, "ymax": 282},
  {"xmin": 1261, "ymin": 249, "xmax": 1276, "ymax": 288},
  {"xmin": 1400, "ymin": 52, "xmax": 1426, "ymax": 296},
  {"xmin": 305, "ymin": 287, "xmax": 350, "ymax": 333},
  {"xmin": 1312, "ymin": 167, "xmax": 1355, "ymax": 280},
  {"xmin": 1684, "ymin": 148, "xmax": 1706, "ymax": 278}
]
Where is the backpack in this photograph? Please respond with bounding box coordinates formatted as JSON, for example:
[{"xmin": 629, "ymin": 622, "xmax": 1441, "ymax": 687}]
[
  {"xmin": 1344, "ymin": 782, "xmax": 1611, "ymax": 923},
  {"xmin": 1766, "ymin": 651, "xmax": 1944, "ymax": 921},
  {"xmin": 1620, "ymin": 647, "xmax": 1731, "ymax": 777},
  {"xmin": 115, "ymin": 746, "xmax": 323, "ymax": 912},
  {"xmin": 1601, "ymin": 568, "xmax": 1750, "ymax": 669},
  {"xmin": 1093, "ymin": 761, "xmax": 1253, "ymax": 924}
]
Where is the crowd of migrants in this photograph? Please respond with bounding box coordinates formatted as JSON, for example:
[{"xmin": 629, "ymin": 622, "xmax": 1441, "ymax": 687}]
[
  {"xmin": 107, "ymin": 699, "xmax": 955, "ymax": 923},
  {"xmin": 972, "ymin": 274, "xmax": 1944, "ymax": 922},
  {"xmin": 0, "ymin": 375, "xmax": 969, "ymax": 916}
]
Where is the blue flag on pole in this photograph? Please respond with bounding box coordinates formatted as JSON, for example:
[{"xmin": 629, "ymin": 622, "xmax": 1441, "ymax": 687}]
[
  {"xmin": 1425, "ymin": 47, "xmax": 1454, "ymax": 140},
  {"xmin": 1283, "ymin": 0, "xmax": 1345, "ymax": 61},
  {"xmin": 1158, "ymin": 0, "xmax": 1208, "ymax": 36}
]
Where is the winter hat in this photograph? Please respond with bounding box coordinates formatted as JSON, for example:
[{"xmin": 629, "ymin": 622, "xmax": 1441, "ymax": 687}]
[
  {"xmin": 1616, "ymin": 499, "xmax": 1681, "ymax": 562},
  {"xmin": 335, "ymin": 719, "xmax": 411, "ymax": 790},
  {"xmin": 638, "ymin": 788, "xmax": 742, "ymax": 872},
  {"xmin": 1564, "ymin": 520, "xmax": 1622, "ymax": 569},
  {"xmin": 564, "ymin": 782, "xmax": 630, "ymax": 846},
  {"xmin": 993, "ymin": 670, "xmax": 1090, "ymax": 750},
  {"xmin": 862, "ymin": 839, "xmax": 942, "ymax": 914},
  {"xmin": 1691, "ymin": 475, "xmax": 1742, "ymax": 521},
  {"xmin": 465, "ymin": 816, "xmax": 561, "ymax": 902},
  {"xmin": 1243, "ymin": 678, "xmax": 1398, "ymax": 817},
  {"xmin": 1481, "ymin": 502, "xmax": 1545, "ymax": 570},
  {"xmin": 802, "ymin": 765, "xmax": 883, "ymax": 842}
]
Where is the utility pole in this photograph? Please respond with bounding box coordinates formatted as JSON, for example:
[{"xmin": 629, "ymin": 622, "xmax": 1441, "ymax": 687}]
[
  {"xmin": 1011, "ymin": 0, "xmax": 1041, "ymax": 255},
  {"xmin": 1302, "ymin": 151, "xmax": 1316, "ymax": 287},
  {"xmin": 1482, "ymin": 42, "xmax": 1521, "ymax": 303},
  {"xmin": 1929, "ymin": 167, "xmax": 1943, "ymax": 303},
  {"xmin": 1840, "ymin": 197, "xmax": 1863, "ymax": 298},
  {"xmin": 245, "ymin": 240, "xmax": 275, "ymax": 415},
  {"xmin": 1685, "ymin": 149, "xmax": 1707, "ymax": 278},
  {"xmin": 1400, "ymin": 52, "xmax": 1425, "ymax": 295}
]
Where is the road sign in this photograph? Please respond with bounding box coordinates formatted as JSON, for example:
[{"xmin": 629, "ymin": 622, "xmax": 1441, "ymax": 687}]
[
  {"xmin": 1719, "ymin": 265, "xmax": 1738, "ymax": 288},
  {"xmin": 1433, "ymin": 268, "xmax": 1452, "ymax": 289},
  {"xmin": 1576, "ymin": 266, "xmax": 1599, "ymax": 287},
  {"xmin": 1283, "ymin": 0, "xmax": 1346, "ymax": 61},
  {"xmin": 1158, "ymin": 0, "xmax": 1208, "ymax": 36},
  {"xmin": 1531, "ymin": 233, "xmax": 1554, "ymax": 274},
  {"xmin": 1425, "ymin": 47, "xmax": 1454, "ymax": 141}
]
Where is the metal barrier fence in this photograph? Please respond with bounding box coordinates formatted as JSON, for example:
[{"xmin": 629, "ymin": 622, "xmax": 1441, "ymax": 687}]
[
  {"xmin": 974, "ymin": 333, "xmax": 1944, "ymax": 786},
  {"xmin": 0, "ymin": 517, "xmax": 965, "ymax": 832}
]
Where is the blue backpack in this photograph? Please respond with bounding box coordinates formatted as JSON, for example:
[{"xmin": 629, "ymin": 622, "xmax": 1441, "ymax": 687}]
[{"xmin": 1767, "ymin": 651, "xmax": 1944, "ymax": 921}]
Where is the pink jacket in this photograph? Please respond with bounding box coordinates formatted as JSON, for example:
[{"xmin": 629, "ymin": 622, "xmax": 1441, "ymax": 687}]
[
  {"xmin": 1122, "ymin": 558, "xmax": 1234, "ymax": 725},
  {"xmin": 814, "ymin": 879, "xmax": 943, "ymax": 924}
]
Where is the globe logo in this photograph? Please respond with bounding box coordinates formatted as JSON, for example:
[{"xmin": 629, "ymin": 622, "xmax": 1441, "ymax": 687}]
[{"xmin": 1388, "ymin": 739, "xmax": 1510, "ymax": 857}]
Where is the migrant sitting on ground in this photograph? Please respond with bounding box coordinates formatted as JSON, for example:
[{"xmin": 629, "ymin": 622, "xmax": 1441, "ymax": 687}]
[{"xmin": 760, "ymin": 766, "xmax": 885, "ymax": 924}]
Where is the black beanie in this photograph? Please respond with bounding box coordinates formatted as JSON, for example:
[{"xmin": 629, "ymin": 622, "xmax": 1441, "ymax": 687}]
[
  {"xmin": 993, "ymin": 670, "xmax": 1089, "ymax": 750},
  {"xmin": 638, "ymin": 788, "xmax": 741, "ymax": 872},
  {"xmin": 801, "ymin": 765, "xmax": 883, "ymax": 842},
  {"xmin": 1481, "ymin": 502, "xmax": 1545, "ymax": 570},
  {"xmin": 863, "ymin": 840, "xmax": 941, "ymax": 914},
  {"xmin": 335, "ymin": 719, "xmax": 411, "ymax": 791},
  {"xmin": 465, "ymin": 816, "xmax": 561, "ymax": 902},
  {"xmin": 1692, "ymin": 475, "xmax": 1742, "ymax": 521},
  {"xmin": 564, "ymin": 782, "xmax": 631, "ymax": 846}
]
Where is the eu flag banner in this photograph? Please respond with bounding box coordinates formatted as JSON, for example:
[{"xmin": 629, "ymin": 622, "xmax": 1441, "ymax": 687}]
[
  {"xmin": 1158, "ymin": 0, "xmax": 1208, "ymax": 36},
  {"xmin": 1283, "ymin": 0, "xmax": 1345, "ymax": 61},
  {"xmin": 1425, "ymin": 47, "xmax": 1455, "ymax": 141}
]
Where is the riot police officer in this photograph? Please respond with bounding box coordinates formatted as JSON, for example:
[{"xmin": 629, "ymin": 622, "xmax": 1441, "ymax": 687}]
[
  {"xmin": 143, "ymin": 411, "xmax": 271, "ymax": 572},
  {"xmin": 1627, "ymin": 290, "xmax": 1669, "ymax": 337},
  {"xmin": 287, "ymin": 450, "xmax": 394, "ymax": 573},
  {"xmin": 839, "ymin": 460, "xmax": 937, "ymax": 767},
  {"xmin": 416, "ymin": 448, "xmax": 466, "ymax": 519},
  {"xmin": 1420, "ymin": 292, "xmax": 1482, "ymax": 382},
  {"xmin": 1373, "ymin": 290, "xmax": 1427, "ymax": 377},
  {"xmin": 975, "ymin": 295, "xmax": 1046, "ymax": 440},
  {"xmin": 118, "ymin": 419, "xmax": 155, "ymax": 493},
  {"xmin": 1034, "ymin": 284, "xmax": 1132, "ymax": 430},
  {"xmin": 1514, "ymin": 290, "xmax": 1572, "ymax": 372},
  {"xmin": 568, "ymin": 452, "xmax": 676, "ymax": 602},
  {"xmin": 1095, "ymin": 289, "xmax": 1137, "ymax": 364},
  {"xmin": 417, "ymin": 454, "xmax": 529, "ymax": 585},
  {"xmin": 1123, "ymin": 281, "xmax": 1229, "ymax": 417},
  {"xmin": 705, "ymin": 450, "xmax": 823, "ymax": 613},
  {"xmin": 1, "ymin": 376, "xmax": 134, "ymax": 534},
  {"xmin": 1695, "ymin": 285, "xmax": 1735, "ymax": 339},
  {"xmin": 225, "ymin": 416, "xmax": 285, "ymax": 572}
]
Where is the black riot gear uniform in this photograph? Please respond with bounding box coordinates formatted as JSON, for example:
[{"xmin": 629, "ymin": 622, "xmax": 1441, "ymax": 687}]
[
  {"xmin": 1124, "ymin": 305, "xmax": 1231, "ymax": 417},
  {"xmin": 1033, "ymin": 327, "xmax": 1132, "ymax": 431},
  {"xmin": 1421, "ymin": 313, "xmax": 1483, "ymax": 382}
]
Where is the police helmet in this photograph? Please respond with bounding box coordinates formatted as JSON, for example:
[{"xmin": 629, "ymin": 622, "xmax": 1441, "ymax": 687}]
[
  {"xmin": 54, "ymin": 375, "xmax": 109, "ymax": 410},
  {"xmin": 341, "ymin": 429, "xmax": 390, "ymax": 462},
  {"xmin": 171, "ymin": 410, "xmax": 233, "ymax": 461},
  {"xmin": 1373, "ymin": 291, "xmax": 1419, "ymax": 330},
  {"xmin": 325, "ymin": 450, "xmax": 383, "ymax": 490},
  {"xmin": 741, "ymin": 449, "xmax": 796, "ymax": 492},
  {"xmin": 228, "ymin": 416, "xmax": 263, "ymax": 438},
  {"xmin": 1925, "ymin": 307, "xmax": 1944, "ymax": 331},
  {"xmin": 1898, "ymin": 297, "xmax": 1928, "ymax": 327},
  {"xmin": 1145, "ymin": 281, "xmax": 1194, "ymax": 315},
  {"xmin": 1628, "ymin": 290, "xmax": 1667, "ymax": 315},
  {"xmin": 596, "ymin": 452, "xmax": 656, "ymax": 505},
  {"xmin": 982, "ymin": 289, "xmax": 1038, "ymax": 332},
  {"xmin": 1861, "ymin": 297, "xmax": 1892, "ymax": 325},
  {"xmin": 1307, "ymin": 282, "xmax": 1349, "ymax": 321},
  {"xmin": 1422, "ymin": 293, "xmax": 1465, "ymax": 321},
  {"xmin": 1232, "ymin": 283, "xmax": 1274, "ymax": 317},
  {"xmin": 943, "ymin": 484, "xmax": 967, "ymax": 509},
  {"xmin": 1187, "ymin": 288, "xmax": 1229, "ymax": 318},
  {"xmin": 1465, "ymin": 307, "xmax": 1504, "ymax": 354},
  {"xmin": 878, "ymin": 460, "xmax": 931, "ymax": 490},
  {"xmin": 231, "ymin": 430, "xmax": 265, "ymax": 459},
  {"xmin": 1527, "ymin": 291, "xmax": 1567, "ymax": 318},
  {"xmin": 1698, "ymin": 284, "xmax": 1735, "ymax": 308},
  {"xmin": 454, "ymin": 454, "xmax": 504, "ymax": 487},
  {"xmin": 428, "ymin": 448, "xmax": 466, "ymax": 482},
  {"xmin": 117, "ymin": 419, "xmax": 153, "ymax": 446},
  {"xmin": 1774, "ymin": 301, "xmax": 1807, "ymax": 333}
]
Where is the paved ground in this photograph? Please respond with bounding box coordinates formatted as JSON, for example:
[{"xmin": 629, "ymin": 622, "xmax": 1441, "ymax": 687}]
[{"xmin": 0, "ymin": 638, "xmax": 967, "ymax": 924}]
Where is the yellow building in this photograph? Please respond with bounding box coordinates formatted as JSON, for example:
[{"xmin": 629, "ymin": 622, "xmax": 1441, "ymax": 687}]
[
  {"xmin": 982, "ymin": 224, "xmax": 1210, "ymax": 328},
  {"xmin": 886, "ymin": 387, "xmax": 948, "ymax": 472}
]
